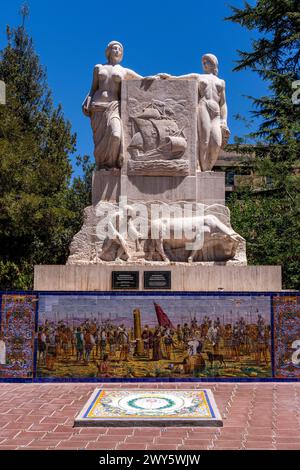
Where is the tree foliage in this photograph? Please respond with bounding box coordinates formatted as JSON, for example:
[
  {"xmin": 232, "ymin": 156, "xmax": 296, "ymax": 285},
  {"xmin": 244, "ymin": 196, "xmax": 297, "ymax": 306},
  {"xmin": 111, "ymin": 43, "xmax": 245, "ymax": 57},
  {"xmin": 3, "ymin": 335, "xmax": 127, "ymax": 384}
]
[
  {"xmin": 226, "ymin": 0, "xmax": 300, "ymax": 289},
  {"xmin": 0, "ymin": 22, "xmax": 91, "ymax": 289}
]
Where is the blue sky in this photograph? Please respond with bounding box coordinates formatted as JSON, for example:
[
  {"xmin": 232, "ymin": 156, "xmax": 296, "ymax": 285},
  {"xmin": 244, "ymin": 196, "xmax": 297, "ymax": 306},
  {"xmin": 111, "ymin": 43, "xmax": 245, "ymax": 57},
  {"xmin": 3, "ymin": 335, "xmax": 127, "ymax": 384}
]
[{"xmin": 0, "ymin": 0, "xmax": 267, "ymax": 176}]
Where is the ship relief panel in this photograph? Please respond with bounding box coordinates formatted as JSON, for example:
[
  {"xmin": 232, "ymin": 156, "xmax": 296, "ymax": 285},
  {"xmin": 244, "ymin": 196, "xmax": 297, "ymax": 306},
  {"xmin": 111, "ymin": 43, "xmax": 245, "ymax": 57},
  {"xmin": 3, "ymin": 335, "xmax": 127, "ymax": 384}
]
[{"xmin": 121, "ymin": 80, "xmax": 198, "ymax": 176}]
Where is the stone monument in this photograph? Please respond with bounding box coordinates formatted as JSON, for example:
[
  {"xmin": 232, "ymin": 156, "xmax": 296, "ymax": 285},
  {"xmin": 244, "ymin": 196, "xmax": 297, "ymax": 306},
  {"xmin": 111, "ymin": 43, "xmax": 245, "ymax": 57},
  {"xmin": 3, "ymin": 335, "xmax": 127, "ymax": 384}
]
[{"xmin": 34, "ymin": 41, "xmax": 281, "ymax": 291}]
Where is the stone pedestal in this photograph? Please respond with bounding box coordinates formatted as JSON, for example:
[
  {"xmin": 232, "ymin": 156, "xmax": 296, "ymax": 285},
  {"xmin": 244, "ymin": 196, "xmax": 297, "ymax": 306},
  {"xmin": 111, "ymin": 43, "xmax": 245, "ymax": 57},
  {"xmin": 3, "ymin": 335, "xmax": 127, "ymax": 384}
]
[
  {"xmin": 92, "ymin": 169, "xmax": 120, "ymax": 204},
  {"xmin": 197, "ymin": 172, "xmax": 225, "ymax": 206},
  {"xmin": 34, "ymin": 264, "xmax": 281, "ymax": 292},
  {"xmin": 122, "ymin": 174, "xmax": 197, "ymax": 202},
  {"xmin": 92, "ymin": 170, "xmax": 225, "ymax": 205}
]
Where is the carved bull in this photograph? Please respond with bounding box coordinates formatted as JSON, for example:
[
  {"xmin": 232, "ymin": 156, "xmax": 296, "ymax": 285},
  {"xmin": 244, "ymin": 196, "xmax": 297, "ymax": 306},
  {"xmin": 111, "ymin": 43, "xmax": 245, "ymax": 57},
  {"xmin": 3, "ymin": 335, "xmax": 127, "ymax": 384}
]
[{"xmin": 147, "ymin": 214, "xmax": 244, "ymax": 263}]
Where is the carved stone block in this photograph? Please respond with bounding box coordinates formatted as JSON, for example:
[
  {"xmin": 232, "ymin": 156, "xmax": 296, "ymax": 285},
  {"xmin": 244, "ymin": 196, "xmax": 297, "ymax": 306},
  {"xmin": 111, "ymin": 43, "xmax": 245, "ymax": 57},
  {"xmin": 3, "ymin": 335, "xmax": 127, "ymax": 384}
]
[
  {"xmin": 92, "ymin": 169, "xmax": 121, "ymax": 205},
  {"xmin": 67, "ymin": 200, "xmax": 247, "ymax": 266},
  {"xmin": 121, "ymin": 79, "xmax": 198, "ymax": 177},
  {"xmin": 127, "ymin": 159, "xmax": 189, "ymax": 176},
  {"xmin": 197, "ymin": 171, "xmax": 225, "ymax": 206},
  {"xmin": 34, "ymin": 265, "xmax": 282, "ymax": 292},
  {"xmin": 121, "ymin": 175, "xmax": 197, "ymax": 202}
]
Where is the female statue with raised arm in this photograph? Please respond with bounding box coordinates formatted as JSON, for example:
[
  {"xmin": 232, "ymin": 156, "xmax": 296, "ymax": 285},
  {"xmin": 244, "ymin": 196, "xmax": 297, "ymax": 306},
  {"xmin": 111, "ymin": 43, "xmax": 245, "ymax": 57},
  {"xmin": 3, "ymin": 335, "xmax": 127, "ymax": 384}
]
[
  {"xmin": 160, "ymin": 53, "xmax": 230, "ymax": 171},
  {"xmin": 82, "ymin": 41, "xmax": 142, "ymax": 169}
]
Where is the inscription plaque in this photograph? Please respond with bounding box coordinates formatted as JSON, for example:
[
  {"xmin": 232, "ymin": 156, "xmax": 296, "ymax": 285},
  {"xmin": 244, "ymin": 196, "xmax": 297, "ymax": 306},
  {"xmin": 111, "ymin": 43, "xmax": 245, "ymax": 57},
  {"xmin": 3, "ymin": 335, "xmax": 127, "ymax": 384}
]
[
  {"xmin": 144, "ymin": 271, "xmax": 171, "ymax": 289},
  {"xmin": 112, "ymin": 271, "xmax": 139, "ymax": 290}
]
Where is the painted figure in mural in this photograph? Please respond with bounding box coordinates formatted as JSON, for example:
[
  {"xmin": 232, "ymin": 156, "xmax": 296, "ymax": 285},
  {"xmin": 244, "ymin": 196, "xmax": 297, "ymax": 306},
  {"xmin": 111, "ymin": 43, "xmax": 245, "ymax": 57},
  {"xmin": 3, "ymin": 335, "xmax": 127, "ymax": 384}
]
[
  {"xmin": 118, "ymin": 325, "xmax": 130, "ymax": 361},
  {"xmin": 224, "ymin": 324, "xmax": 232, "ymax": 358},
  {"xmin": 82, "ymin": 41, "xmax": 142, "ymax": 169},
  {"xmin": 164, "ymin": 332, "xmax": 174, "ymax": 360},
  {"xmin": 142, "ymin": 325, "xmax": 153, "ymax": 359},
  {"xmin": 46, "ymin": 329, "xmax": 57, "ymax": 370},
  {"xmin": 176, "ymin": 324, "xmax": 183, "ymax": 347},
  {"xmin": 61, "ymin": 327, "xmax": 69, "ymax": 360},
  {"xmin": 84, "ymin": 330, "xmax": 95, "ymax": 362},
  {"xmin": 100, "ymin": 329, "xmax": 107, "ymax": 359},
  {"xmin": 159, "ymin": 53, "xmax": 230, "ymax": 171},
  {"xmin": 194, "ymin": 352, "xmax": 206, "ymax": 373},
  {"xmin": 37, "ymin": 326, "xmax": 47, "ymax": 365},
  {"xmin": 120, "ymin": 339, "xmax": 130, "ymax": 362},
  {"xmin": 231, "ymin": 323, "xmax": 241, "ymax": 361},
  {"xmin": 152, "ymin": 327, "xmax": 164, "ymax": 361},
  {"xmin": 97, "ymin": 353, "xmax": 110, "ymax": 376},
  {"xmin": 75, "ymin": 327, "xmax": 84, "ymax": 362},
  {"xmin": 256, "ymin": 324, "xmax": 270, "ymax": 365},
  {"xmin": 207, "ymin": 320, "xmax": 220, "ymax": 353}
]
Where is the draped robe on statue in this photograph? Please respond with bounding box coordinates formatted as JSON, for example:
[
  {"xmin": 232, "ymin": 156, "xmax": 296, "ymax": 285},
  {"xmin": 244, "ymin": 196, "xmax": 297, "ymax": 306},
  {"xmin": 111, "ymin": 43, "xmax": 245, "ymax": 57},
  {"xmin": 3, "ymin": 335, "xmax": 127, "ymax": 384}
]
[{"xmin": 91, "ymin": 101, "xmax": 120, "ymax": 168}]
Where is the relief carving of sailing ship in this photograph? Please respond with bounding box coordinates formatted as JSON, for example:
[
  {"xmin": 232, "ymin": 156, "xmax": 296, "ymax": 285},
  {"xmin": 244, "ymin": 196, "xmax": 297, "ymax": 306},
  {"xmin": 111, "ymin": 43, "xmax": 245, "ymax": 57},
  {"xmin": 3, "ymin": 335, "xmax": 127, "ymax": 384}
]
[{"xmin": 128, "ymin": 100, "xmax": 187, "ymax": 162}]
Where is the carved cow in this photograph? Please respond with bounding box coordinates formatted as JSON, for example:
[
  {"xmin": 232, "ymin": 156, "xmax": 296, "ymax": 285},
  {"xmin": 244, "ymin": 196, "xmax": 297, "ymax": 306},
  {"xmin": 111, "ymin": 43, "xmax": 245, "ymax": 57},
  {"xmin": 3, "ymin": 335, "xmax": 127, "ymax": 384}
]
[{"xmin": 147, "ymin": 214, "xmax": 244, "ymax": 263}]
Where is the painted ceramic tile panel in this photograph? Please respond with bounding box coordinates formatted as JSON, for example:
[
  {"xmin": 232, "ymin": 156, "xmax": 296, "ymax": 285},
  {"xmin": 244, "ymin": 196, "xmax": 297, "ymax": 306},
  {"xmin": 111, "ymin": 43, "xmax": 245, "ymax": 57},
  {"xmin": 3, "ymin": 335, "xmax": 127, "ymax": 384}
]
[
  {"xmin": 37, "ymin": 294, "xmax": 272, "ymax": 379},
  {"xmin": 74, "ymin": 388, "xmax": 222, "ymax": 426},
  {"xmin": 274, "ymin": 295, "xmax": 300, "ymax": 378},
  {"xmin": 83, "ymin": 389, "xmax": 215, "ymax": 418},
  {"xmin": 0, "ymin": 294, "xmax": 37, "ymax": 378}
]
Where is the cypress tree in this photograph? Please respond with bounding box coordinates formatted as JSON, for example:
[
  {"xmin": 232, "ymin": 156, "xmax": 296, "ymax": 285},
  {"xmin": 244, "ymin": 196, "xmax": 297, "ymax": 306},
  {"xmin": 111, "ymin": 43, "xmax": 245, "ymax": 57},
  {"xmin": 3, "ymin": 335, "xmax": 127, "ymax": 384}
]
[{"xmin": 226, "ymin": 0, "xmax": 300, "ymax": 289}]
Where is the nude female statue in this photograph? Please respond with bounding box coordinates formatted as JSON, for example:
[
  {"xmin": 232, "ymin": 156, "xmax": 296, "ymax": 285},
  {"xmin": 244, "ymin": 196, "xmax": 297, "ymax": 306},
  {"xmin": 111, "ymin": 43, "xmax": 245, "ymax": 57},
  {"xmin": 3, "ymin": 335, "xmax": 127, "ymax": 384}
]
[
  {"xmin": 82, "ymin": 41, "xmax": 142, "ymax": 169},
  {"xmin": 159, "ymin": 54, "xmax": 230, "ymax": 171}
]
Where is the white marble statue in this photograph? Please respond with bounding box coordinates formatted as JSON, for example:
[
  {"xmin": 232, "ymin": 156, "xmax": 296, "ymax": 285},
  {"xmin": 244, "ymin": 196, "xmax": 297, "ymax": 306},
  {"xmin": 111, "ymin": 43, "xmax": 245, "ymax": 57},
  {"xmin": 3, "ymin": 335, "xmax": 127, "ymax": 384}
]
[
  {"xmin": 67, "ymin": 49, "xmax": 246, "ymax": 267},
  {"xmin": 159, "ymin": 53, "xmax": 230, "ymax": 171},
  {"xmin": 82, "ymin": 41, "xmax": 142, "ymax": 169}
]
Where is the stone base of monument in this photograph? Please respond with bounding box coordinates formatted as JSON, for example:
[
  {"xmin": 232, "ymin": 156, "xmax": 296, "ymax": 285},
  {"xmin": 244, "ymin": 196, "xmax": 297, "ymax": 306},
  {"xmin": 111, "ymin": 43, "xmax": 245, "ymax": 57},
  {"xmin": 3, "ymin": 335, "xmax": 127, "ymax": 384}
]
[
  {"xmin": 34, "ymin": 264, "xmax": 281, "ymax": 291},
  {"xmin": 92, "ymin": 169, "xmax": 225, "ymax": 206},
  {"xmin": 74, "ymin": 388, "xmax": 223, "ymax": 427}
]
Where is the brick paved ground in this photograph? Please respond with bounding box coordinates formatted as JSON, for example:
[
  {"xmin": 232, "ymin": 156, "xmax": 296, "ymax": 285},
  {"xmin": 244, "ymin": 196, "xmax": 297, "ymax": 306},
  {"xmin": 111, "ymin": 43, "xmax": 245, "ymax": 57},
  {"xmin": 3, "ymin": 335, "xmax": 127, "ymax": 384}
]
[{"xmin": 0, "ymin": 383, "xmax": 299, "ymax": 450}]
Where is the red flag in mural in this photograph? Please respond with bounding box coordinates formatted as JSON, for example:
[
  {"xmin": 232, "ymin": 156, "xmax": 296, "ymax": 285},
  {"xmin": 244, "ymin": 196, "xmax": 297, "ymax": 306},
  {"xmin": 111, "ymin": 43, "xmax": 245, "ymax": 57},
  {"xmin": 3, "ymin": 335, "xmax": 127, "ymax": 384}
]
[{"xmin": 154, "ymin": 302, "xmax": 175, "ymax": 329}]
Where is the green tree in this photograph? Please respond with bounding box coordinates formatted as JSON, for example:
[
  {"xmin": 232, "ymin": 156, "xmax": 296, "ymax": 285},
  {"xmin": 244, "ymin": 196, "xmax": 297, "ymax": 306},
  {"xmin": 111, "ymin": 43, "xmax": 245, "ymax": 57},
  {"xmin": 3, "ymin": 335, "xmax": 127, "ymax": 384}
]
[
  {"xmin": 68, "ymin": 154, "xmax": 94, "ymax": 216},
  {"xmin": 226, "ymin": 0, "xmax": 300, "ymax": 289},
  {"xmin": 0, "ymin": 20, "xmax": 89, "ymax": 289}
]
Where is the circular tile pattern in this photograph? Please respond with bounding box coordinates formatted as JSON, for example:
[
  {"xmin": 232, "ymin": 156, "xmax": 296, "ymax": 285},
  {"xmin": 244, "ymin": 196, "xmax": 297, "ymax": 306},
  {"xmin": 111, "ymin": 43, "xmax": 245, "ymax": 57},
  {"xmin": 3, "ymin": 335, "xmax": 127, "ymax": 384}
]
[
  {"xmin": 127, "ymin": 396, "xmax": 175, "ymax": 410},
  {"xmin": 117, "ymin": 393, "xmax": 185, "ymax": 414}
]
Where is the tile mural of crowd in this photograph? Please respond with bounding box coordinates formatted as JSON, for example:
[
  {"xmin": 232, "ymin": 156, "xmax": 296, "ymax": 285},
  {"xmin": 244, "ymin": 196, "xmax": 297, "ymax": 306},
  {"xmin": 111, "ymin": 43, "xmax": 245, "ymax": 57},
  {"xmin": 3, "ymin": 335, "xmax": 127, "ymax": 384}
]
[
  {"xmin": 36, "ymin": 295, "xmax": 273, "ymax": 379},
  {"xmin": 0, "ymin": 292, "xmax": 299, "ymax": 381}
]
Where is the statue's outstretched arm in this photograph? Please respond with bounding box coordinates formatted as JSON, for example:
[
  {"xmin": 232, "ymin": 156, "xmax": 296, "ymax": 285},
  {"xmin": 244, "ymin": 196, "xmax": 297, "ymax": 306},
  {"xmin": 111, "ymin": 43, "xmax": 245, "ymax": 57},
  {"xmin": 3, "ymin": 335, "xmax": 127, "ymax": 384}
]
[
  {"xmin": 158, "ymin": 72, "xmax": 201, "ymax": 80},
  {"xmin": 126, "ymin": 69, "xmax": 164, "ymax": 81},
  {"xmin": 125, "ymin": 68, "xmax": 143, "ymax": 80},
  {"xmin": 82, "ymin": 65, "xmax": 99, "ymax": 116}
]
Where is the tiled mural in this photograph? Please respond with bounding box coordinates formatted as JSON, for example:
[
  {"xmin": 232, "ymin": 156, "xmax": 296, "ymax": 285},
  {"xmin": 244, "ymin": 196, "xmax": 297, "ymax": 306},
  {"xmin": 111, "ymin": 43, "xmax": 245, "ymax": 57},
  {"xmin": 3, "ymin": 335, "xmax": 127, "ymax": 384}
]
[
  {"xmin": 36, "ymin": 294, "xmax": 272, "ymax": 380},
  {"xmin": 0, "ymin": 291, "xmax": 298, "ymax": 381}
]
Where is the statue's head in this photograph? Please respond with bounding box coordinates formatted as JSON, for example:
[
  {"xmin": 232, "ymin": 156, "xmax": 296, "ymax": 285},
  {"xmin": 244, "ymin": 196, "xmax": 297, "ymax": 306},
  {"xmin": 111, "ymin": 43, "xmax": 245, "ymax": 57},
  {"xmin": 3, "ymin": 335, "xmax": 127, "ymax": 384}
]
[
  {"xmin": 105, "ymin": 40, "xmax": 123, "ymax": 64},
  {"xmin": 202, "ymin": 53, "xmax": 218, "ymax": 75}
]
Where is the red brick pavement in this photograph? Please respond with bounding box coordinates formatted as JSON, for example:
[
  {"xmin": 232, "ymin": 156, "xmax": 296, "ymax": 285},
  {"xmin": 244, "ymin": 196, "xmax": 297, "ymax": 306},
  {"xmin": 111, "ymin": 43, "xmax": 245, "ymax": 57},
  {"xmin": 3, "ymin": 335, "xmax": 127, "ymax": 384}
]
[{"xmin": 0, "ymin": 383, "xmax": 299, "ymax": 450}]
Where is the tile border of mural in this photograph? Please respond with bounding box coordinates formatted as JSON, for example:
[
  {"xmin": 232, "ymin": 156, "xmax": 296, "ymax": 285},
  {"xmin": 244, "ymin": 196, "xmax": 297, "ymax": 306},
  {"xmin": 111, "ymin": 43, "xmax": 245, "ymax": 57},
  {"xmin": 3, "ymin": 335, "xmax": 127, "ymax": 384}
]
[
  {"xmin": 0, "ymin": 290, "xmax": 299, "ymax": 382},
  {"xmin": 273, "ymin": 295, "xmax": 300, "ymax": 378},
  {"xmin": 0, "ymin": 294, "xmax": 38, "ymax": 380}
]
